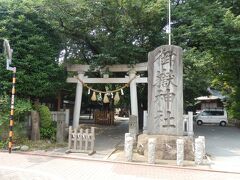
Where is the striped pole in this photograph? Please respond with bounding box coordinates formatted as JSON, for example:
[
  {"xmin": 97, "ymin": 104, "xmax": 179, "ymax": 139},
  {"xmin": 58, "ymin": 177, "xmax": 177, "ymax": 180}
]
[{"xmin": 8, "ymin": 67, "xmax": 16, "ymax": 153}]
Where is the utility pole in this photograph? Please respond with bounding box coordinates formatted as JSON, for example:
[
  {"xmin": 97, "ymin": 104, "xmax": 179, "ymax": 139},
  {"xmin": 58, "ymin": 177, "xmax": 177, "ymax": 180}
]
[
  {"xmin": 168, "ymin": 0, "xmax": 171, "ymax": 45},
  {"xmin": 3, "ymin": 39, "xmax": 16, "ymax": 153}
]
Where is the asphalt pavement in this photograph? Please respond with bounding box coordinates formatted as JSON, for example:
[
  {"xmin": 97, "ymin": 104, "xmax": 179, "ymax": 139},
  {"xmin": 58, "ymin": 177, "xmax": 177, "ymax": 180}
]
[{"xmin": 194, "ymin": 124, "xmax": 240, "ymax": 172}]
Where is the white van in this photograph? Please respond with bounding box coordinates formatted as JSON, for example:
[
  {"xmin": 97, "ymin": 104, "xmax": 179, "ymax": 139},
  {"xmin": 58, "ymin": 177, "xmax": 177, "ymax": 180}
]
[{"xmin": 195, "ymin": 109, "xmax": 228, "ymax": 126}]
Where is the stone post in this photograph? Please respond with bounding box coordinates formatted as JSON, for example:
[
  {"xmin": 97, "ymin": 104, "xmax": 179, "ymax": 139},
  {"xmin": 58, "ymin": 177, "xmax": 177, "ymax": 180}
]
[
  {"xmin": 56, "ymin": 113, "xmax": 65, "ymax": 143},
  {"xmin": 195, "ymin": 138, "xmax": 204, "ymax": 165},
  {"xmin": 129, "ymin": 70, "xmax": 139, "ymax": 133},
  {"xmin": 73, "ymin": 72, "xmax": 84, "ymax": 129},
  {"xmin": 143, "ymin": 111, "xmax": 148, "ymax": 133},
  {"xmin": 148, "ymin": 138, "xmax": 157, "ymax": 164},
  {"xmin": 65, "ymin": 109, "xmax": 70, "ymax": 126},
  {"xmin": 68, "ymin": 126, "xmax": 73, "ymax": 149},
  {"xmin": 31, "ymin": 111, "xmax": 40, "ymax": 141},
  {"xmin": 176, "ymin": 139, "xmax": 184, "ymax": 166},
  {"xmin": 124, "ymin": 133, "xmax": 131, "ymax": 152},
  {"xmin": 198, "ymin": 136, "xmax": 206, "ymax": 156},
  {"xmin": 90, "ymin": 127, "xmax": 95, "ymax": 152},
  {"xmin": 183, "ymin": 115, "xmax": 188, "ymax": 134},
  {"xmin": 125, "ymin": 134, "xmax": 133, "ymax": 162},
  {"xmin": 129, "ymin": 115, "xmax": 138, "ymax": 141},
  {"xmin": 188, "ymin": 111, "xmax": 194, "ymax": 136}
]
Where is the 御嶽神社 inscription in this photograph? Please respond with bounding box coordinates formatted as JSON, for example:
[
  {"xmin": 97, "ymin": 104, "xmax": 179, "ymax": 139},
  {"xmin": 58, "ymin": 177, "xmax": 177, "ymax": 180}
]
[{"xmin": 147, "ymin": 45, "xmax": 183, "ymax": 135}]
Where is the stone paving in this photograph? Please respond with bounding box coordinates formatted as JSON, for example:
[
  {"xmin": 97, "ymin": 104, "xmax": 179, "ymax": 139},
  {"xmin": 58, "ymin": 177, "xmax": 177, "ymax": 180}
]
[{"xmin": 1, "ymin": 152, "xmax": 240, "ymax": 180}]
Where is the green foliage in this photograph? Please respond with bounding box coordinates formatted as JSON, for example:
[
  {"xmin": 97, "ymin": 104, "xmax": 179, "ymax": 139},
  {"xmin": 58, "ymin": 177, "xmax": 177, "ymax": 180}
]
[
  {"xmin": 38, "ymin": 105, "xmax": 52, "ymax": 128},
  {"xmin": 228, "ymin": 101, "xmax": 240, "ymax": 120},
  {"xmin": 37, "ymin": 105, "xmax": 56, "ymax": 140},
  {"xmin": 12, "ymin": 121, "xmax": 29, "ymax": 145},
  {"xmin": 0, "ymin": 94, "xmax": 11, "ymax": 147},
  {"xmin": 1, "ymin": 0, "xmax": 240, "ymax": 118},
  {"xmin": 227, "ymin": 87, "xmax": 240, "ymax": 120},
  {"xmin": 0, "ymin": 94, "xmax": 32, "ymax": 124},
  {"xmin": 172, "ymin": 0, "xmax": 240, "ymax": 114},
  {"xmin": 14, "ymin": 98, "xmax": 32, "ymax": 121},
  {"xmin": 42, "ymin": 0, "xmax": 240, "ymax": 116},
  {"xmin": 0, "ymin": 140, "xmax": 8, "ymax": 149},
  {"xmin": 0, "ymin": 94, "xmax": 32, "ymax": 148},
  {"xmin": 0, "ymin": 0, "xmax": 66, "ymax": 99},
  {"xmin": 40, "ymin": 124, "xmax": 56, "ymax": 141},
  {"xmin": 44, "ymin": 0, "xmax": 168, "ymax": 65},
  {"xmin": 183, "ymin": 48, "xmax": 213, "ymax": 107},
  {"xmin": 0, "ymin": 93, "xmax": 9, "ymax": 126}
]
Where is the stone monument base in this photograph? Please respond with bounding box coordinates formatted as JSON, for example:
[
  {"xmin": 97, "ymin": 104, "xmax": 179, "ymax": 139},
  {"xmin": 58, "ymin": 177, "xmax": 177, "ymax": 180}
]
[{"xmin": 137, "ymin": 134, "xmax": 194, "ymax": 161}]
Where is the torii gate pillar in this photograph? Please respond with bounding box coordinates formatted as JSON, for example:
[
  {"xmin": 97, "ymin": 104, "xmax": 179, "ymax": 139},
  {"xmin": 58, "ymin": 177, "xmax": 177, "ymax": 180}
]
[
  {"xmin": 129, "ymin": 70, "xmax": 139, "ymax": 133},
  {"xmin": 73, "ymin": 72, "xmax": 84, "ymax": 128}
]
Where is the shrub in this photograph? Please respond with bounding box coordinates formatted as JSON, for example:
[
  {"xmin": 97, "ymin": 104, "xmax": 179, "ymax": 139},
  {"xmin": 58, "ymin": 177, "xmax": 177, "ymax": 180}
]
[
  {"xmin": 37, "ymin": 105, "xmax": 56, "ymax": 140},
  {"xmin": 38, "ymin": 105, "xmax": 52, "ymax": 128},
  {"xmin": 40, "ymin": 123, "xmax": 56, "ymax": 141}
]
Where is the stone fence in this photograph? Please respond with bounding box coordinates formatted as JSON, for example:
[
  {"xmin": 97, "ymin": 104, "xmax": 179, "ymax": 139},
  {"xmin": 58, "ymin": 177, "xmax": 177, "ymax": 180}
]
[
  {"xmin": 67, "ymin": 126, "xmax": 95, "ymax": 154},
  {"xmin": 51, "ymin": 109, "xmax": 70, "ymax": 143},
  {"xmin": 51, "ymin": 109, "xmax": 70, "ymax": 126}
]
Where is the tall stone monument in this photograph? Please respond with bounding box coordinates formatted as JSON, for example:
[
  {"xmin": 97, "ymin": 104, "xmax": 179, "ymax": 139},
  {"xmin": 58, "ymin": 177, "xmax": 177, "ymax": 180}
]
[
  {"xmin": 147, "ymin": 45, "xmax": 183, "ymax": 135},
  {"xmin": 137, "ymin": 45, "xmax": 194, "ymax": 161}
]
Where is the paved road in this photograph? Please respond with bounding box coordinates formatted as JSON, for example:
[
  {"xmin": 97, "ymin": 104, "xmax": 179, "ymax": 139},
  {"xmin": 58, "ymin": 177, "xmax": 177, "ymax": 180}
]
[
  {"xmin": 194, "ymin": 124, "xmax": 240, "ymax": 172},
  {"xmin": 1, "ymin": 152, "xmax": 240, "ymax": 180}
]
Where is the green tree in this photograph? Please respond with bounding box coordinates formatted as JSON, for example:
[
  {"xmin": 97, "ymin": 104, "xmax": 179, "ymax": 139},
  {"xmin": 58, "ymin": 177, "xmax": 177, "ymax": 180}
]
[
  {"xmin": 0, "ymin": 0, "xmax": 66, "ymax": 99},
  {"xmin": 172, "ymin": 0, "xmax": 240, "ymax": 116},
  {"xmin": 44, "ymin": 0, "xmax": 169, "ymax": 65},
  {"xmin": 1, "ymin": 0, "xmax": 239, "ymax": 118}
]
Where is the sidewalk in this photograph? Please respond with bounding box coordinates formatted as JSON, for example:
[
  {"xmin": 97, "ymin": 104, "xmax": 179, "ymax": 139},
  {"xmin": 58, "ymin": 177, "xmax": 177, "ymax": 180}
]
[{"xmin": 1, "ymin": 152, "xmax": 240, "ymax": 180}]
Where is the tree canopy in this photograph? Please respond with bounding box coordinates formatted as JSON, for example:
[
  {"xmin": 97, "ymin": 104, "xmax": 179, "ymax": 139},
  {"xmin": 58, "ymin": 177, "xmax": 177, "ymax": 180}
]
[
  {"xmin": 43, "ymin": 0, "xmax": 169, "ymax": 65},
  {"xmin": 0, "ymin": 0, "xmax": 240, "ymax": 118},
  {"xmin": 0, "ymin": 0, "xmax": 65, "ymax": 99}
]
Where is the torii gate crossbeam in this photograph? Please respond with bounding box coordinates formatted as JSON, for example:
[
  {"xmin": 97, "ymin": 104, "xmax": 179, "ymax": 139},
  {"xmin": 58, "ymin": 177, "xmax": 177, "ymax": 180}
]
[{"xmin": 66, "ymin": 63, "xmax": 148, "ymax": 131}]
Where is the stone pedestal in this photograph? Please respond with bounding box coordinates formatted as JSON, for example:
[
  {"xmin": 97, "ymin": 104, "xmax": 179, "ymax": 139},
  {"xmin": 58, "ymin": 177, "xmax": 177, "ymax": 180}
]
[{"xmin": 137, "ymin": 134, "xmax": 194, "ymax": 160}]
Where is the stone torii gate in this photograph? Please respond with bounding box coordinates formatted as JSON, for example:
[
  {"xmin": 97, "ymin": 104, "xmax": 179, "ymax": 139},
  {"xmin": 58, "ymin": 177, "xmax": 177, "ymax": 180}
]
[{"xmin": 66, "ymin": 63, "xmax": 148, "ymax": 130}]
